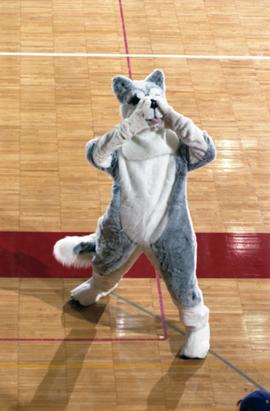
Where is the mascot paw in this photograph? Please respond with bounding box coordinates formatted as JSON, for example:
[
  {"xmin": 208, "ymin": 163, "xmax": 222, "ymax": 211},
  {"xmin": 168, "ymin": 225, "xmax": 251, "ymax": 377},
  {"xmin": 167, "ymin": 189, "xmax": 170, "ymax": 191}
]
[
  {"xmin": 179, "ymin": 323, "xmax": 210, "ymax": 359},
  {"xmin": 70, "ymin": 278, "xmax": 118, "ymax": 307}
]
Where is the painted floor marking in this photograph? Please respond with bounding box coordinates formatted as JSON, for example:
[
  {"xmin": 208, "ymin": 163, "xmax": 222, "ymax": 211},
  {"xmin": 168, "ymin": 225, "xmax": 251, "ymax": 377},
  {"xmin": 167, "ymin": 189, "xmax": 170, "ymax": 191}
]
[
  {"xmin": 1, "ymin": 51, "xmax": 270, "ymax": 60},
  {"xmin": 0, "ymin": 362, "xmax": 268, "ymax": 370},
  {"xmin": 114, "ymin": 292, "xmax": 266, "ymax": 391},
  {"xmin": 0, "ymin": 408, "xmax": 236, "ymax": 411}
]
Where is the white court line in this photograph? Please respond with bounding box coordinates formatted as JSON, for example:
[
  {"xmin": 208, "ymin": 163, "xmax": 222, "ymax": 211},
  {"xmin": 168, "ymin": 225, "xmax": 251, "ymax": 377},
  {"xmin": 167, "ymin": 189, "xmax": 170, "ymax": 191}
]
[{"xmin": 1, "ymin": 51, "xmax": 270, "ymax": 60}]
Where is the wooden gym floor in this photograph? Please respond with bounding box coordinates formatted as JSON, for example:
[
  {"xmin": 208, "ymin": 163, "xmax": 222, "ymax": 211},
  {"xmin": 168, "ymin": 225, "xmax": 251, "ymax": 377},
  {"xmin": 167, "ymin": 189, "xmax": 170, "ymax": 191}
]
[{"xmin": 0, "ymin": 0, "xmax": 270, "ymax": 410}]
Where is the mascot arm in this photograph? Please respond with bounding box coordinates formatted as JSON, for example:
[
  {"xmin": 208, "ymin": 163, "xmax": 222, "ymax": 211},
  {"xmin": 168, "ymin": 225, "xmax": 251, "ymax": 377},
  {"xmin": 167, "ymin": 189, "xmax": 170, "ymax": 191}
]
[
  {"xmin": 85, "ymin": 127, "xmax": 126, "ymax": 174},
  {"xmin": 88, "ymin": 127, "xmax": 126, "ymax": 169},
  {"xmin": 87, "ymin": 99, "xmax": 151, "ymax": 171},
  {"xmin": 168, "ymin": 111, "xmax": 216, "ymax": 171},
  {"xmin": 156, "ymin": 98, "xmax": 216, "ymax": 171}
]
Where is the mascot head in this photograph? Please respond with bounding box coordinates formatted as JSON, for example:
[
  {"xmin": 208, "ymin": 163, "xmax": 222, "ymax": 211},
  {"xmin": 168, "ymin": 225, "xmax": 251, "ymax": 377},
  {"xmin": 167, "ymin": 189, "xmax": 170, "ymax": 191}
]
[{"xmin": 112, "ymin": 69, "xmax": 166, "ymax": 127}]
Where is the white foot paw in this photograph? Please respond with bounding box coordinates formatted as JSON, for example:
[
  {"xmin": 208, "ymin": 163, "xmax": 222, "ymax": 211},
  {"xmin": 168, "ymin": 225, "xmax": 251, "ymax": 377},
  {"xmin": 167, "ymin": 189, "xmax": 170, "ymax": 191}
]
[
  {"xmin": 70, "ymin": 278, "xmax": 118, "ymax": 307},
  {"xmin": 179, "ymin": 323, "xmax": 210, "ymax": 359}
]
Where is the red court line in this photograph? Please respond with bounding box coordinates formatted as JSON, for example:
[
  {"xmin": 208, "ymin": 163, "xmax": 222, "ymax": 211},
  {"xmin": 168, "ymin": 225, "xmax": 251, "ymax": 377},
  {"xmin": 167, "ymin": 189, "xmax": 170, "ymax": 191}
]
[
  {"xmin": 0, "ymin": 232, "xmax": 269, "ymax": 279},
  {"xmin": 118, "ymin": 0, "xmax": 132, "ymax": 79},
  {"xmin": 0, "ymin": 232, "xmax": 154, "ymax": 278}
]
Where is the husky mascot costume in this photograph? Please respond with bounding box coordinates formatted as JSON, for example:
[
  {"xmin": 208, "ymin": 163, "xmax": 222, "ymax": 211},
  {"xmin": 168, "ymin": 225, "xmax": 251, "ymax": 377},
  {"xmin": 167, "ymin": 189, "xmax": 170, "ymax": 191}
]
[{"xmin": 54, "ymin": 69, "xmax": 216, "ymax": 359}]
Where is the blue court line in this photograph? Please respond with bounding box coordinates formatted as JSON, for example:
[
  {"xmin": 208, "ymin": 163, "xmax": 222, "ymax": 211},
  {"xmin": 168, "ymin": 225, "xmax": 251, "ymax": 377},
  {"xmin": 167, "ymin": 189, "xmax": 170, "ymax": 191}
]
[{"xmin": 113, "ymin": 292, "xmax": 266, "ymax": 391}]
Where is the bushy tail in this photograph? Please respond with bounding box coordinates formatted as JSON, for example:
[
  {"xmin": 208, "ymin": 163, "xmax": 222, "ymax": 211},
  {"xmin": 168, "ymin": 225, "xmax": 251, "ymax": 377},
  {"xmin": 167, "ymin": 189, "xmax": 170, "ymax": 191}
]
[{"xmin": 53, "ymin": 234, "xmax": 96, "ymax": 268}]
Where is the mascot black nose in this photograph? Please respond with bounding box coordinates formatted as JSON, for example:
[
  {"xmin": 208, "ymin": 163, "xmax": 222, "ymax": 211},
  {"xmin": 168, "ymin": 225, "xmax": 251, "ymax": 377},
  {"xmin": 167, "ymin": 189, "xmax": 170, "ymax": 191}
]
[{"xmin": 150, "ymin": 99, "xmax": 158, "ymax": 109}]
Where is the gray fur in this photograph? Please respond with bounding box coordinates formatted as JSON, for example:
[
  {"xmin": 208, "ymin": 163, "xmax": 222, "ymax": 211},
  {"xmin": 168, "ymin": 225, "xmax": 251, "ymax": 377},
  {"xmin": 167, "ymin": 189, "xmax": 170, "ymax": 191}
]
[
  {"xmin": 86, "ymin": 140, "xmax": 137, "ymax": 274},
  {"xmin": 112, "ymin": 71, "xmax": 165, "ymax": 118},
  {"xmin": 84, "ymin": 131, "xmax": 215, "ymax": 307},
  {"xmin": 78, "ymin": 71, "xmax": 216, "ymax": 309},
  {"xmin": 150, "ymin": 146, "xmax": 199, "ymax": 307},
  {"xmin": 112, "ymin": 76, "xmax": 134, "ymax": 103},
  {"xmin": 150, "ymin": 134, "xmax": 215, "ymax": 307},
  {"xmin": 187, "ymin": 132, "xmax": 216, "ymax": 171},
  {"xmin": 145, "ymin": 69, "xmax": 165, "ymax": 89}
]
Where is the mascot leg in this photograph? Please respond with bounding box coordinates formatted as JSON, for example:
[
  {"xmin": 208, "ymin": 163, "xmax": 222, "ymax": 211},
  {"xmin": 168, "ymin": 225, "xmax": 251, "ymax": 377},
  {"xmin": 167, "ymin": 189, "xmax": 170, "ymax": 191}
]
[
  {"xmin": 70, "ymin": 246, "xmax": 141, "ymax": 306},
  {"xmin": 150, "ymin": 231, "xmax": 210, "ymax": 359},
  {"xmin": 54, "ymin": 223, "xmax": 140, "ymax": 307},
  {"xmin": 70, "ymin": 271, "xmax": 122, "ymax": 306},
  {"xmin": 179, "ymin": 298, "xmax": 210, "ymax": 359}
]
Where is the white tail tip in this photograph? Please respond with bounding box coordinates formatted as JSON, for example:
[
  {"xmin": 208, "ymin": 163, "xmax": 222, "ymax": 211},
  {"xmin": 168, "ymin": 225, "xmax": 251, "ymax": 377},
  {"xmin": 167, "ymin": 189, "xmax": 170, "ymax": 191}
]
[{"xmin": 53, "ymin": 236, "xmax": 92, "ymax": 268}]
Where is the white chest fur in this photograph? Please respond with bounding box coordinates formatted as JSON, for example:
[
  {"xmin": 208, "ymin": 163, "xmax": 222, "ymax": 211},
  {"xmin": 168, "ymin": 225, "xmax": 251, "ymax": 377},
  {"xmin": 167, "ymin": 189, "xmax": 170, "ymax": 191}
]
[{"xmin": 118, "ymin": 152, "xmax": 176, "ymax": 245}]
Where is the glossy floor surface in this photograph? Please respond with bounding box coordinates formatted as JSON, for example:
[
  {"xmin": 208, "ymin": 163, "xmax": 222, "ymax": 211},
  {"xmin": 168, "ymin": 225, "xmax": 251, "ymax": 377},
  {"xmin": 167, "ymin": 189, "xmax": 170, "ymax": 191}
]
[
  {"xmin": 1, "ymin": 277, "xmax": 270, "ymax": 411},
  {"xmin": 1, "ymin": 3, "xmax": 270, "ymax": 233},
  {"xmin": 0, "ymin": 0, "xmax": 270, "ymax": 410}
]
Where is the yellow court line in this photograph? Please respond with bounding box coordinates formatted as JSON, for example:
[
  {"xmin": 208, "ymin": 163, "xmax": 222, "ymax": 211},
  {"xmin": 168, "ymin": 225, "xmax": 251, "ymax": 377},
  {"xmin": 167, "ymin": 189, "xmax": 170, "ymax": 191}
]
[
  {"xmin": 0, "ymin": 362, "xmax": 268, "ymax": 370},
  {"xmin": 0, "ymin": 408, "xmax": 236, "ymax": 411}
]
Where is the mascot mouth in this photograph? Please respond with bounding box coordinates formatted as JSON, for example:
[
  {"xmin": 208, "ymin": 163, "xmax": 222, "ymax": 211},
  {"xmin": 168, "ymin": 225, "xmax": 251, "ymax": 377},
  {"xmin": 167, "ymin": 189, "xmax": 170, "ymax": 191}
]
[{"xmin": 146, "ymin": 118, "xmax": 163, "ymax": 128}]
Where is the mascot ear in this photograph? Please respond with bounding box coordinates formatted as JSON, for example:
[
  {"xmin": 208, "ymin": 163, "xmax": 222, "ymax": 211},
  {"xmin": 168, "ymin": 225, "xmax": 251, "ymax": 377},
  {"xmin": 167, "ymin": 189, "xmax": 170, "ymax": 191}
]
[
  {"xmin": 145, "ymin": 69, "xmax": 165, "ymax": 89},
  {"xmin": 112, "ymin": 76, "xmax": 134, "ymax": 102}
]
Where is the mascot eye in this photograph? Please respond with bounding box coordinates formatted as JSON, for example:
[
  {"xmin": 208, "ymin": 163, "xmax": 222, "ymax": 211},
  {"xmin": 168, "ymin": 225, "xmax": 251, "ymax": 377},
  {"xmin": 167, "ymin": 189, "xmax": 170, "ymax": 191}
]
[{"xmin": 128, "ymin": 95, "xmax": 140, "ymax": 106}]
